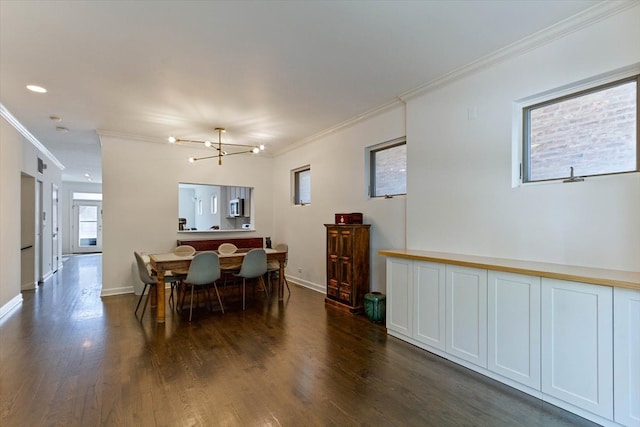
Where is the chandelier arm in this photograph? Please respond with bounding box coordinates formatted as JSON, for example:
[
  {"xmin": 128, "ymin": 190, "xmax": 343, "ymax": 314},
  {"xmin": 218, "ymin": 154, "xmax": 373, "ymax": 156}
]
[
  {"xmin": 219, "ymin": 149, "xmax": 256, "ymax": 156},
  {"xmin": 191, "ymin": 154, "xmax": 220, "ymax": 161}
]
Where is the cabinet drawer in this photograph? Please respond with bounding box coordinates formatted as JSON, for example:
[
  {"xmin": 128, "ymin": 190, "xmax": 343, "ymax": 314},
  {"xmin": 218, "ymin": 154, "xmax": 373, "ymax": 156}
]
[{"xmin": 327, "ymin": 286, "xmax": 339, "ymax": 298}]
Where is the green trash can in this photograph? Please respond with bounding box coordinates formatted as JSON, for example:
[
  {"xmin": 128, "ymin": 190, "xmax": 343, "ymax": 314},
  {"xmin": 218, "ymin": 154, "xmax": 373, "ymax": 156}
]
[{"xmin": 364, "ymin": 292, "xmax": 386, "ymax": 324}]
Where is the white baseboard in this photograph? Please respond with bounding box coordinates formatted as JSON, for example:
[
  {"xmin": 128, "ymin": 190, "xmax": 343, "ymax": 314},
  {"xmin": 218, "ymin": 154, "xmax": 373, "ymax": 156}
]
[
  {"xmin": 100, "ymin": 286, "xmax": 134, "ymax": 297},
  {"xmin": 286, "ymin": 276, "xmax": 324, "ymax": 293},
  {"xmin": 0, "ymin": 294, "xmax": 23, "ymax": 320}
]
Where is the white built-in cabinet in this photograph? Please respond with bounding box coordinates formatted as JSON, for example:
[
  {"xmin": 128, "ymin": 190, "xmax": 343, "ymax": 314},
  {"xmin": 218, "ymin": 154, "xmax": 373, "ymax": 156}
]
[
  {"xmin": 386, "ymin": 257, "xmax": 413, "ymax": 337},
  {"xmin": 414, "ymin": 261, "xmax": 446, "ymax": 350},
  {"xmin": 446, "ymin": 265, "xmax": 487, "ymax": 368},
  {"xmin": 487, "ymin": 271, "xmax": 541, "ymax": 391},
  {"xmin": 541, "ymin": 278, "xmax": 613, "ymax": 419},
  {"xmin": 385, "ymin": 256, "xmax": 638, "ymax": 427},
  {"xmin": 614, "ymin": 287, "xmax": 640, "ymax": 427}
]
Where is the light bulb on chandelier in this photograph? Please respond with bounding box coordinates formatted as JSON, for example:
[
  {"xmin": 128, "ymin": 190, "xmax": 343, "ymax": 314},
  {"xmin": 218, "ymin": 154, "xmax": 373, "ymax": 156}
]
[{"xmin": 167, "ymin": 127, "xmax": 265, "ymax": 165}]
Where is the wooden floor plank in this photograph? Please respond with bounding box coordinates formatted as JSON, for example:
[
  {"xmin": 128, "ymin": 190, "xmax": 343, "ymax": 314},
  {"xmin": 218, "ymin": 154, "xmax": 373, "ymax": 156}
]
[{"xmin": 0, "ymin": 254, "xmax": 597, "ymax": 426}]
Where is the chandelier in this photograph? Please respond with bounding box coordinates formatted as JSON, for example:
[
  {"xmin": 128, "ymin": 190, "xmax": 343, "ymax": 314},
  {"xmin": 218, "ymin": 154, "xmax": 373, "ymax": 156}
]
[{"xmin": 168, "ymin": 127, "xmax": 264, "ymax": 165}]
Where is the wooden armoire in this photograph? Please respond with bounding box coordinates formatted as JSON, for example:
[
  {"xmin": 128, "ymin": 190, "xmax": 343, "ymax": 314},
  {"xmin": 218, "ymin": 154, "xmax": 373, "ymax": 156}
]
[{"xmin": 324, "ymin": 224, "xmax": 370, "ymax": 313}]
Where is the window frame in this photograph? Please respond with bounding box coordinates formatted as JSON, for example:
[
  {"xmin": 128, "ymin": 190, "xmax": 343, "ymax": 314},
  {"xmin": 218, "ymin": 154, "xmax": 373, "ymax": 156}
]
[
  {"xmin": 292, "ymin": 165, "xmax": 311, "ymax": 206},
  {"xmin": 521, "ymin": 74, "xmax": 639, "ymax": 184},
  {"xmin": 367, "ymin": 137, "xmax": 407, "ymax": 198}
]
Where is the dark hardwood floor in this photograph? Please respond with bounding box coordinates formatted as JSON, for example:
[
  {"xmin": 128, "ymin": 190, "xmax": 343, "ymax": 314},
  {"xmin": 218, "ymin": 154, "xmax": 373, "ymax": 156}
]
[{"xmin": 0, "ymin": 254, "xmax": 596, "ymax": 426}]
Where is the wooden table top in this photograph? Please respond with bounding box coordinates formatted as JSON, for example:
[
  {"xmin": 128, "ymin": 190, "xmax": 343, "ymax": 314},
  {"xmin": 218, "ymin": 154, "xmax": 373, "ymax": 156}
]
[{"xmin": 379, "ymin": 249, "xmax": 640, "ymax": 291}]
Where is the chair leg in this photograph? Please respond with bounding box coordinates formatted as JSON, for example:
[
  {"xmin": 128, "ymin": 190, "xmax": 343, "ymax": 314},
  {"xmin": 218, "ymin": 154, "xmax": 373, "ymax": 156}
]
[
  {"xmin": 242, "ymin": 278, "xmax": 246, "ymax": 310},
  {"xmin": 260, "ymin": 276, "xmax": 270, "ymax": 300},
  {"xmin": 284, "ymin": 277, "xmax": 291, "ymax": 294},
  {"xmin": 141, "ymin": 286, "xmax": 152, "ymax": 318},
  {"xmin": 189, "ymin": 283, "xmax": 196, "ymax": 322},
  {"xmin": 135, "ymin": 283, "xmax": 149, "ymax": 316},
  {"xmin": 212, "ymin": 282, "xmax": 224, "ymax": 314}
]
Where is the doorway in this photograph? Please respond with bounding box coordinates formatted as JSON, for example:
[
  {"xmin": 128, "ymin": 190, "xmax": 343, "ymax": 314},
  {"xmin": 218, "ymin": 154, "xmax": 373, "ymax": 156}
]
[
  {"xmin": 72, "ymin": 201, "xmax": 102, "ymax": 253},
  {"xmin": 52, "ymin": 184, "xmax": 60, "ymax": 271}
]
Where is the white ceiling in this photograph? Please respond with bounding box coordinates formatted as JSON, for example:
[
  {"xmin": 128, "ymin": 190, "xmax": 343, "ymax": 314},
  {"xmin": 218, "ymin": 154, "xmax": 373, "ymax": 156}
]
[{"xmin": 0, "ymin": 0, "xmax": 604, "ymax": 183}]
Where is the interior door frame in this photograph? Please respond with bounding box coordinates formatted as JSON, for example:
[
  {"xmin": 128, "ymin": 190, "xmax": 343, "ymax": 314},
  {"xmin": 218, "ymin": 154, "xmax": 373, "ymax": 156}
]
[
  {"xmin": 72, "ymin": 200, "xmax": 103, "ymax": 253},
  {"xmin": 51, "ymin": 183, "xmax": 60, "ymax": 271}
]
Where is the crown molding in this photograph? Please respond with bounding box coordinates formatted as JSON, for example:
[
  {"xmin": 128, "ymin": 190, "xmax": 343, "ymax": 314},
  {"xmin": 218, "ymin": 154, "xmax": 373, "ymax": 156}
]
[
  {"xmin": 399, "ymin": 0, "xmax": 639, "ymax": 102},
  {"xmin": 96, "ymin": 129, "xmax": 163, "ymax": 144},
  {"xmin": 273, "ymin": 98, "xmax": 405, "ymax": 156},
  {"xmin": 0, "ymin": 103, "xmax": 65, "ymax": 170}
]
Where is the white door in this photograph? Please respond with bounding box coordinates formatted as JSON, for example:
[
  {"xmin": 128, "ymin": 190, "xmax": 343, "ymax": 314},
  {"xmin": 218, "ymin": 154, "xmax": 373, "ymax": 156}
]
[
  {"xmin": 541, "ymin": 278, "xmax": 613, "ymax": 419},
  {"xmin": 488, "ymin": 271, "xmax": 541, "ymax": 390},
  {"xmin": 446, "ymin": 265, "xmax": 488, "ymax": 368},
  {"xmin": 414, "ymin": 261, "xmax": 446, "ymax": 350},
  {"xmin": 386, "ymin": 257, "xmax": 413, "ymax": 338},
  {"xmin": 51, "ymin": 184, "xmax": 59, "ymax": 271},
  {"xmin": 73, "ymin": 201, "xmax": 102, "ymax": 253},
  {"xmin": 614, "ymin": 287, "xmax": 640, "ymax": 426}
]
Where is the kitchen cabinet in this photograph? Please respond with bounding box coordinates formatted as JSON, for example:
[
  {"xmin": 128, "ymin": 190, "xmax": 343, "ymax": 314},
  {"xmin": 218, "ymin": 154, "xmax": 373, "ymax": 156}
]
[
  {"xmin": 414, "ymin": 261, "xmax": 446, "ymax": 351},
  {"xmin": 614, "ymin": 287, "xmax": 640, "ymax": 427},
  {"xmin": 487, "ymin": 271, "xmax": 541, "ymax": 390},
  {"xmin": 445, "ymin": 265, "xmax": 487, "ymax": 368},
  {"xmin": 386, "ymin": 256, "xmax": 413, "ymax": 336},
  {"xmin": 324, "ymin": 224, "xmax": 370, "ymax": 313},
  {"xmin": 541, "ymin": 278, "xmax": 613, "ymax": 419}
]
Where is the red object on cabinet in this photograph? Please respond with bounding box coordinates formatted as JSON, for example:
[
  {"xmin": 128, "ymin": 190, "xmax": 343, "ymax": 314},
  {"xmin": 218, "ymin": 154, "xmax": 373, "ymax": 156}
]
[{"xmin": 334, "ymin": 213, "xmax": 363, "ymax": 225}]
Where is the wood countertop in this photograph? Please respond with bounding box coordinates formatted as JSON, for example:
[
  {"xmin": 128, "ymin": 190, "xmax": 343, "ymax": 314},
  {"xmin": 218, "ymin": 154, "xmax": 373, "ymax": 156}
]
[{"xmin": 379, "ymin": 249, "xmax": 640, "ymax": 291}]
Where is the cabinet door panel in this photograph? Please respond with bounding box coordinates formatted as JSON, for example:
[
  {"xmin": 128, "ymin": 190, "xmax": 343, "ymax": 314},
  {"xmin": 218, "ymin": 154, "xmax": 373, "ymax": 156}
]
[
  {"xmin": 488, "ymin": 271, "xmax": 541, "ymax": 390},
  {"xmin": 446, "ymin": 265, "xmax": 487, "ymax": 368},
  {"xmin": 614, "ymin": 287, "xmax": 640, "ymax": 426},
  {"xmin": 414, "ymin": 261, "xmax": 446, "ymax": 350},
  {"xmin": 542, "ymin": 278, "xmax": 613, "ymax": 419},
  {"xmin": 386, "ymin": 258, "xmax": 413, "ymax": 337}
]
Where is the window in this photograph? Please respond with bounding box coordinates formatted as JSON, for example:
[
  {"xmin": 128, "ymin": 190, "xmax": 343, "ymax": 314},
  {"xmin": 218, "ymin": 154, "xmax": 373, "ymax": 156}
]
[
  {"xmin": 293, "ymin": 166, "xmax": 311, "ymax": 205},
  {"xmin": 523, "ymin": 75, "xmax": 638, "ymax": 183},
  {"xmin": 72, "ymin": 192, "xmax": 102, "ymax": 201},
  {"xmin": 368, "ymin": 138, "xmax": 406, "ymax": 197}
]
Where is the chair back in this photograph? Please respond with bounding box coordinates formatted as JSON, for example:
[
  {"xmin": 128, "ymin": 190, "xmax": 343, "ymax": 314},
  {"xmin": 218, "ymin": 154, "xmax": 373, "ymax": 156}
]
[
  {"xmin": 185, "ymin": 251, "xmax": 221, "ymax": 285},
  {"xmin": 237, "ymin": 248, "xmax": 267, "ymax": 279},
  {"xmin": 134, "ymin": 251, "xmax": 154, "ymax": 284},
  {"xmin": 218, "ymin": 243, "xmax": 238, "ymax": 255},
  {"xmin": 174, "ymin": 245, "xmax": 196, "ymax": 256},
  {"xmin": 275, "ymin": 243, "xmax": 288, "ymax": 266}
]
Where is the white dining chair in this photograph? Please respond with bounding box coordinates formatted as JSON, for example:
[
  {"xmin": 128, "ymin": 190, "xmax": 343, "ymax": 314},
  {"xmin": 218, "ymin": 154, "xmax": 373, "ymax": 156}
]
[
  {"xmin": 267, "ymin": 243, "xmax": 291, "ymax": 295},
  {"xmin": 134, "ymin": 251, "xmax": 182, "ymax": 319},
  {"xmin": 233, "ymin": 248, "xmax": 268, "ymax": 310},
  {"xmin": 179, "ymin": 251, "xmax": 224, "ymax": 321}
]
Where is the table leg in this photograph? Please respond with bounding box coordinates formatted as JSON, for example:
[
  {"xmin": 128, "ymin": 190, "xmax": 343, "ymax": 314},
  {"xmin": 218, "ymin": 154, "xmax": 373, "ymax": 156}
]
[
  {"xmin": 156, "ymin": 271, "xmax": 166, "ymax": 323},
  {"xmin": 278, "ymin": 259, "xmax": 285, "ymax": 301}
]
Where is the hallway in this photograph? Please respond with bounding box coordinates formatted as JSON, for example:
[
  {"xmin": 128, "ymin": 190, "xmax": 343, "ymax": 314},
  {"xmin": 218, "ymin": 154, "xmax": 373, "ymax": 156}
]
[{"xmin": 0, "ymin": 254, "xmax": 596, "ymax": 426}]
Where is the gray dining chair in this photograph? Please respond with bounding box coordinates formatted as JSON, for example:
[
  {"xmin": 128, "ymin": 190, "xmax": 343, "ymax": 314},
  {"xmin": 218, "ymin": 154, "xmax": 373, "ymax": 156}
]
[
  {"xmin": 233, "ymin": 248, "xmax": 268, "ymax": 310},
  {"xmin": 134, "ymin": 251, "xmax": 181, "ymax": 319},
  {"xmin": 267, "ymin": 243, "xmax": 291, "ymax": 295},
  {"xmin": 168, "ymin": 245, "xmax": 196, "ymax": 307},
  {"xmin": 179, "ymin": 251, "xmax": 224, "ymax": 321}
]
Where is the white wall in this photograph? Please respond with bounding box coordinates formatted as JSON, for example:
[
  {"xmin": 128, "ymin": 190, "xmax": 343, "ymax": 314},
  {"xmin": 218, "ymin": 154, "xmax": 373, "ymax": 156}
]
[
  {"xmin": 60, "ymin": 181, "xmax": 103, "ymax": 254},
  {"xmin": 100, "ymin": 135, "xmax": 275, "ymax": 296},
  {"xmin": 405, "ymin": 5, "xmax": 640, "ymax": 271},
  {"xmin": 22, "ymin": 141, "xmax": 63, "ymax": 278},
  {"xmin": 1, "ymin": 115, "xmax": 62, "ymax": 317},
  {"xmin": 1, "ymin": 117, "xmax": 23, "ymax": 315},
  {"xmin": 272, "ymin": 104, "xmax": 407, "ymax": 293}
]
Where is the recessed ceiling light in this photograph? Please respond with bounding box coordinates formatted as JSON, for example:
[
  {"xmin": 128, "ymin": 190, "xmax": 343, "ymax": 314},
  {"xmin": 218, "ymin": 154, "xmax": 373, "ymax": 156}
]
[
  {"xmin": 26, "ymin": 85, "xmax": 47, "ymax": 93},
  {"xmin": 56, "ymin": 126, "xmax": 69, "ymax": 133},
  {"xmin": 49, "ymin": 115, "xmax": 62, "ymax": 122}
]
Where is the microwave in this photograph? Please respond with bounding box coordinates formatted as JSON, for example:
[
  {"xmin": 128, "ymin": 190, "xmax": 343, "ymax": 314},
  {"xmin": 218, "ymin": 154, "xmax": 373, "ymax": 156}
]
[{"xmin": 229, "ymin": 198, "xmax": 244, "ymax": 217}]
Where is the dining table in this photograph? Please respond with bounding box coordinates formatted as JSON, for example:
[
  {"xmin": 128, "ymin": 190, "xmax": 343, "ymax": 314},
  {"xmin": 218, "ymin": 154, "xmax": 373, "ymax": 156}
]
[{"xmin": 148, "ymin": 248, "xmax": 287, "ymax": 323}]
